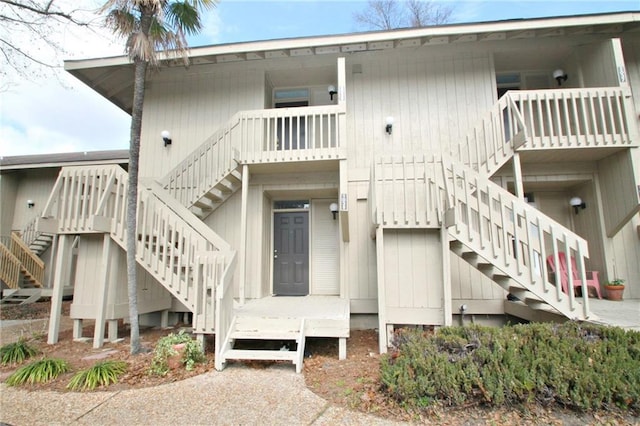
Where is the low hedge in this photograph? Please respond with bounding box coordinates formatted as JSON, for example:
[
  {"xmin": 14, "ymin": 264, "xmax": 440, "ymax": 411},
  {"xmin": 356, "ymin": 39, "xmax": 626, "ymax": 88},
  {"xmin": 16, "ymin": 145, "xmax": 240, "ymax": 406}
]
[{"xmin": 380, "ymin": 322, "xmax": 640, "ymax": 411}]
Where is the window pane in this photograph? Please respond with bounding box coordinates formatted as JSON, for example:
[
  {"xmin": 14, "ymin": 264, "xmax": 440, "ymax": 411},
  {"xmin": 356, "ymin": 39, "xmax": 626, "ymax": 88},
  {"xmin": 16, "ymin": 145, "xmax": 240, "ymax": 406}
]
[{"xmin": 274, "ymin": 200, "xmax": 310, "ymax": 209}]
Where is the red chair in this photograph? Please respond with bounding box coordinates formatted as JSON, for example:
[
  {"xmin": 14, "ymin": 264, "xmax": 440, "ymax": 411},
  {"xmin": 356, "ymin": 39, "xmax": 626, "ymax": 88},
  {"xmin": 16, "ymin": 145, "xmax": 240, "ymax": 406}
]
[{"xmin": 546, "ymin": 252, "xmax": 602, "ymax": 299}]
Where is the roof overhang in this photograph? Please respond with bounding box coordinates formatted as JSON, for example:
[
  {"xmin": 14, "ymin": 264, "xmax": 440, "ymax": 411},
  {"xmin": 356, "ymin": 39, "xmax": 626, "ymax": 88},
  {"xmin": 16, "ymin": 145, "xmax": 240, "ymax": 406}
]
[
  {"xmin": 64, "ymin": 11, "xmax": 640, "ymax": 115},
  {"xmin": 0, "ymin": 150, "xmax": 129, "ymax": 171}
]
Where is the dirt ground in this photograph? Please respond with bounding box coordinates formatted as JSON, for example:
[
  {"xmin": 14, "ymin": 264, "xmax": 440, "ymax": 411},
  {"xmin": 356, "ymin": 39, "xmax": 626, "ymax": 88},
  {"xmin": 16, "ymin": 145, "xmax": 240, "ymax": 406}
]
[{"xmin": 1, "ymin": 300, "xmax": 638, "ymax": 425}]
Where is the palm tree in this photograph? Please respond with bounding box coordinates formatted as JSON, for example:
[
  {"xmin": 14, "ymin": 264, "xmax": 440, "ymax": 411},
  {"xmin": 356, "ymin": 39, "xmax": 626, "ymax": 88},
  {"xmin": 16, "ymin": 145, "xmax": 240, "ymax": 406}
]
[{"xmin": 101, "ymin": 0, "xmax": 216, "ymax": 354}]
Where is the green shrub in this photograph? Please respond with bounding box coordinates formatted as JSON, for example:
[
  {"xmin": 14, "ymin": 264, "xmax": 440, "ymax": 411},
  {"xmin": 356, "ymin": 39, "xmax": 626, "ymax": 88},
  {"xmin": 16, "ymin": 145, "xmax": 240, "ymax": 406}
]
[
  {"xmin": 0, "ymin": 338, "xmax": 39, "ymax": 365},
  {"xmin": 380, "ymin": 322, "xmax": 640, "ymax": 412},
  {"xmin": 5, "ymin": 358, "xmax": 70, "ymax": 386},
  {"xmin": 67, "ymin": 360, "xmax": 128, "ymax": 391},
  {"xmin": 150, "ymin": 330, "xmax": 205, "ymax": 376}
]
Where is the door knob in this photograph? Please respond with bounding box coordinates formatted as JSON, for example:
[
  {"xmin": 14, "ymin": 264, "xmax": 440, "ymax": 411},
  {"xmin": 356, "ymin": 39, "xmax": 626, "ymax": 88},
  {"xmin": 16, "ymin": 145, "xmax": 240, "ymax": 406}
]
[{"xmin": 274, "ymin": 254, "xmax": 278, "ymax": 259}]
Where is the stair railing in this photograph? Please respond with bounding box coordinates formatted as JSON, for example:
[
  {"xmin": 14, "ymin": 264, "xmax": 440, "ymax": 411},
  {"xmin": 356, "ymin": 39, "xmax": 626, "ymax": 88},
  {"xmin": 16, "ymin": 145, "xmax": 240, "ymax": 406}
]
[
  {"xmin": 41, "ymin": 166, "xmax": 122, "ymax": 234},
  {"xmin": 369, "ymin": 154, "xmax": 445, "ymax": 228},
  {"xmin": 449, "ymin": 92, "xmax": 527, "ymax": 177},
  {"xmin": 439, "ymin": 156, "xmax": 591, "ymax": 318},
  {"xmin": 0, "ymin": 241, "xmax": 21, "ymax": 289},
  {"xmin": 160, "ymin": 114, "xmax": 242, "ymax": 209},
  {"xmin": 510, "ymin": 86, "xmax": 637, "ymax": 149},
  {"xmin": 9, "ymin": 232, "xmax": 44, "ymax": 287}
]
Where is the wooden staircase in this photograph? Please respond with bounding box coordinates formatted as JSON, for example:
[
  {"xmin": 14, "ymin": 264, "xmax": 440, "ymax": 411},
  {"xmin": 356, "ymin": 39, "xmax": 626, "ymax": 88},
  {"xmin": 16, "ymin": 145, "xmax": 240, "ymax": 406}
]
[
  {"xmin": 441, "ymin": 156, "xmax": 594, "ymax": 320},
  {"xmin": 191, "ymin": 166, "xmax": 242, "ymax": 219},
  {"xmin": 1, "ymin": 288, "xmax": 42, "ymax": 305},
  {"xmin": 218, "ymin": 316, "xmax": 307, "ymax": 373}
]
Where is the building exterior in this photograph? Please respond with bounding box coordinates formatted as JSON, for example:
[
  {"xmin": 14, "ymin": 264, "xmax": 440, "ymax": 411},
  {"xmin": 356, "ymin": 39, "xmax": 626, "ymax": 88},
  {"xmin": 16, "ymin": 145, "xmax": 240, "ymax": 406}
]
[{"xmin": 3, "ymin": 12, "xmax": 639, "ymax": 371}]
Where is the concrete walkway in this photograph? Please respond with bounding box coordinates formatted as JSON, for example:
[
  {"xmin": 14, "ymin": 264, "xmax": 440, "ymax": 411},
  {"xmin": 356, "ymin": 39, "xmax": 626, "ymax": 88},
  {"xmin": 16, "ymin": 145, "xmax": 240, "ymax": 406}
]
[{"xmin": 1, "ymin": 364, "xmax": 404, "ymax": 425}]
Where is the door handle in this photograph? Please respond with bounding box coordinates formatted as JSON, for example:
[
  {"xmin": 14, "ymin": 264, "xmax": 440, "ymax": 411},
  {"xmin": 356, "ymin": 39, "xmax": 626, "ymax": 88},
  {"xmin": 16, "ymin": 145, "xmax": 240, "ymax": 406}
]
[{"xmin": 274, "ymin": 254, "xmax": 278, "ymax": 259}]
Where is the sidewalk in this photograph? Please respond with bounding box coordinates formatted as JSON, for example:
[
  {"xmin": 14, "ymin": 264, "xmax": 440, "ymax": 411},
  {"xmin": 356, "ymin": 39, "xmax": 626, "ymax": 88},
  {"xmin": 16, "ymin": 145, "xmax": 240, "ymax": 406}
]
[{"xmin": 1, "ymin": 364, "xmax": 405, "ymax": 425}]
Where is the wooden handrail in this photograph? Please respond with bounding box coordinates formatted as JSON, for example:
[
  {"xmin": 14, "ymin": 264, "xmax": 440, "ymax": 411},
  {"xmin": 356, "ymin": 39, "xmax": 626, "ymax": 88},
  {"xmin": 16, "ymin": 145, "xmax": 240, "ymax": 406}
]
[
  {"xmin": 0, "ymin": 241, "xmax": 21, "ymax": 289},
  {"xmin": 10, "ymin": 232, "xmax": 44, "ymax": 286}
]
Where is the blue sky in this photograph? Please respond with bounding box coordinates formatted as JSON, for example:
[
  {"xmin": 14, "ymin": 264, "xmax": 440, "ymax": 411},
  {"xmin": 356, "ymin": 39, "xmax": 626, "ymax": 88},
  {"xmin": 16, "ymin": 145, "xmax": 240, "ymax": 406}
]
[
  {"xmin": 203, "ymin": 1, "xmax": 639, "ymax": 46},
  {"xmin": 1, "ymin": 0, "xmax": 639, "ymax": 157}
]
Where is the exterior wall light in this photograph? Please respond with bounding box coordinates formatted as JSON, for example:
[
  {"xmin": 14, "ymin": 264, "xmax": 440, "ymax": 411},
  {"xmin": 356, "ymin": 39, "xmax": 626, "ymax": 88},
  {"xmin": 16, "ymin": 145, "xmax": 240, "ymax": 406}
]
[
  {"xmin": 570, "ymin": 196, "xmax": 586, "ymax": 214},
  {"xmin": 553, "ymin": 69, "xmax": 568, "ymax": 86},
  {"xmin": 161, "ymin": 130, "xmax": 172, "ymax": 147},
  {"xmin": 329, "ymin": 202, "xmax": 338, "ymax": 220},
  {"xmin": 27, "ymin": 199, "xmax": 35, "ymax": 208},
  {"xmin": 328, "ymin": 85, "xmax": 337, "ymax": 101},
  {"xmin": 385, "ymin": 116, "xmax": 394, "ymax": 135}
]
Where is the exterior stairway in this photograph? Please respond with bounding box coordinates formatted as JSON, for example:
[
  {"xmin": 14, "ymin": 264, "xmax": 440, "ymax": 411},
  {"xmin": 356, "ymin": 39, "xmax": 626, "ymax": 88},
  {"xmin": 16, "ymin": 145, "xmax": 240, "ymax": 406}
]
[
  {"xmin": 441, "ymin": 156, "xmax": 593, "ymax": 320},
  {"xmin": 39, "ymin": 165, "xmax": 235, "ymax": 335},
  {"xmin": 217, "ymin": 316, "xmax": 306, "ymax": 373}
]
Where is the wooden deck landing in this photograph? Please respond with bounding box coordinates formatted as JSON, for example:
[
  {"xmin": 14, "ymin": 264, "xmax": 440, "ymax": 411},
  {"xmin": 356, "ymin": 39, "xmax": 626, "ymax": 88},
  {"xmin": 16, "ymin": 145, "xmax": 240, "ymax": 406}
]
[{"xmin": 234, "ymin": 296, "xmax": 350, "ymax": 338}]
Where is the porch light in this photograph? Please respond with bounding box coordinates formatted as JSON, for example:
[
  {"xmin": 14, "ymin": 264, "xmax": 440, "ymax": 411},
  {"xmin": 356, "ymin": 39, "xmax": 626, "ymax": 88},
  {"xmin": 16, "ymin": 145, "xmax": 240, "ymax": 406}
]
[
  {"xmin": 553, "ymin": 69, "xmax": 568, "ymax": 86},
  {"xmin": 161, "ymin": 130, "xmax": 172, "ymax": 147},
  {"xmin": 328, "ymin": 85, "xmax": 337, "ymax": 101},
  {"xmin": 570, "ymin": 196, "xmax": 586, "ymax": 214},
  {"xmin": 329, "ymin": 202, "xmax": 339, "ymax": 220},
  {"xmin": 27, "ymin": 199, "xmax": 34, "ymax": 208},
  {"xmin": 385, "ymin": 116, "xmax": 394, "ymax": 135}
]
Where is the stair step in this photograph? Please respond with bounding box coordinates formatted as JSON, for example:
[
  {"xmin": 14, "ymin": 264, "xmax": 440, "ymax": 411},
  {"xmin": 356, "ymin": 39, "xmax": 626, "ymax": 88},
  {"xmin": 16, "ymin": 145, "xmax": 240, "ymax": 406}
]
[
  {"xmin": 230, "ymin": 330, "xmax": 300, "ymax": 340},
  {"xmin": 234, "ymin": 316, "xmax": 302, "ymax": 333},
  {"xmin": 228, "ymin": 169, "xmax": 242, "ymax": 182},
  {"xmin": 224, "ymin": 349, "xmax": 297, "ymax": 362}
]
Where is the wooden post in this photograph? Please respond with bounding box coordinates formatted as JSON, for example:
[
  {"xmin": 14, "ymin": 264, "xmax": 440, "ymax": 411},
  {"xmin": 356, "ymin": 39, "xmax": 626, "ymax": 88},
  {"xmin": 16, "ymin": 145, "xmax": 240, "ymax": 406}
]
[
  {"xmin": 108, "ymin": 320, "xmax": 119, "ymax": 342},
  {"xmin": 375, "ymin": 227, "xmax": 387, "ymax": 353},
  {"xmin": 239, "ymin": 164, "xmax": 249, "ymax": 305},
  {"xmin": 337, "ymin": 57, "xmax": 346, "ymax": 106},
  {"xmin": 93, "ymin": 234, "xmax": 113, "ymax": 348},
  {"xmin": 47, "ymin": 234, "xmax": 71, "ymax": 344},
  {"xmin": 512, "ymin": 152, "xmax": 525, "ymax": 200},
  {"xmin": 441, "ymin": 225, "xmax": 453, "ymax": 326}
]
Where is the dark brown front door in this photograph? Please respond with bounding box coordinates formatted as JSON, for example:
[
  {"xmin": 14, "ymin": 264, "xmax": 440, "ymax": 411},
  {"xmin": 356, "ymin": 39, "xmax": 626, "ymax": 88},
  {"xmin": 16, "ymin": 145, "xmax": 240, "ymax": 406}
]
[{"xmin": 273, "ymin": 212, "xmax": 309, "ymax": 296}]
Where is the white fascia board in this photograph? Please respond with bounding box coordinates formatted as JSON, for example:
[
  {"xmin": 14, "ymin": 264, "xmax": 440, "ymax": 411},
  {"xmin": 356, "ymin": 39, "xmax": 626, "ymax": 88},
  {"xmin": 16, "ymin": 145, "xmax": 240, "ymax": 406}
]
[{"xmin": 64, "ymin": 12, "xmax": 640, "ymax": 70}]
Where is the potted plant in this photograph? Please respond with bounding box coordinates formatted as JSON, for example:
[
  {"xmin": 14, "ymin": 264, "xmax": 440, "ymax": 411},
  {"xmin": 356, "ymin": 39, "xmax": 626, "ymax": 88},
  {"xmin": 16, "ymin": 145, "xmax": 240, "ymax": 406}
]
[{"xmin": 604, "ymin": 278, "xmax": 625, "ymax": 301}]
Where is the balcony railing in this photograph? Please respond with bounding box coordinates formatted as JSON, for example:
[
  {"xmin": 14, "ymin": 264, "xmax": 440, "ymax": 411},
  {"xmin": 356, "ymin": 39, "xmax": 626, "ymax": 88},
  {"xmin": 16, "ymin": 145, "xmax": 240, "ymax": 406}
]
[
  {"xmin": 237, "ymin": 105, "xmax": 346, "ymax": 163},
  {"xmin": 511, "ymin": 87, "xmax": 637, "ymax": 149}
]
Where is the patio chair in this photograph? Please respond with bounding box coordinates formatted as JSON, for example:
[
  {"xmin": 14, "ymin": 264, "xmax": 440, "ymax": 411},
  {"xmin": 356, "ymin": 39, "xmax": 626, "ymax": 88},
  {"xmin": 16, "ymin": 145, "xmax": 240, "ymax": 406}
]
[{"xmin": 546, "ymin": 252, "xmax": 603, "ymax": 299}]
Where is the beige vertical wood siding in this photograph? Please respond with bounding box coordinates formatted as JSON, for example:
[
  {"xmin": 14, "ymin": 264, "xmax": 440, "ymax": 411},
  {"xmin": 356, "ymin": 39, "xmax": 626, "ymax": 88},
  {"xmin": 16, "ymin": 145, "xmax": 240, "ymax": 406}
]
[
  {"xmin": 597, "ymin": 150, "xmax": 640, "ymax": 237},
  {"xmin": 9, "ymin": 169, "xmax": 58, "ymax": 232},
  {"xmin": 575, "ymin": 40, "xmax": 619, "ymax": 87},
  {"xmin": 347, "ymin": 182, "xmax": 378, "ymax": 312},
  {"xmin": 71, "ymin": 236, "xmax": 171, "ymax": 320},
  {"xmin": 345, "ymin": 49, "xmax": 494, "ymax": 172},
  {"xmin": 0, "ymin": 174, "xmax": 18, "ymax": 235},
  {"xmin": 139, "ymin": 66, "xmax": 265, "ymax": 179},
  {"xmin": 381, "ymin": 229, "xmax": 444, "ymax": 324},
  {"xmin": 311, "ymin": 199, "xmax": 339, "ymax": 295}
]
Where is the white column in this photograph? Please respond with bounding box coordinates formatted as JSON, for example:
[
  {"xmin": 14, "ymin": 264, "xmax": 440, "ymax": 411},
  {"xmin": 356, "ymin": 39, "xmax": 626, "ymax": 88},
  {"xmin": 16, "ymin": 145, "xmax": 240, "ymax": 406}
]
[
  {"xmin": 239, "ymin": 164, "xmax": 249, "ymax": 305},
  {"xmin": 47, "ymin": 234, "xmax": 71, "ymax": 344}
]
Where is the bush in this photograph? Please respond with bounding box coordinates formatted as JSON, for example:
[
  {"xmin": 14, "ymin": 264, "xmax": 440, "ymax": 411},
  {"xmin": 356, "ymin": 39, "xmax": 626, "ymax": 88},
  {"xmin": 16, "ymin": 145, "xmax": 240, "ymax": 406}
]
[
  {"xmin": 67, "ymin": 360, "xmax": 128, "ymax": 391},
  {"xmin": 380, "ymin": 322, "xmax": 640, "ymax": 412},
  {"xmin": 0, "ymin": 338, "xmax": 39, "ymax": 365},
  {"xmin": 5, "ymin": 358, "xmax": 70, "ymax": 386},
  {"xmin": 150, "ymin": 330, "xmax": 205, "ymax": 376}
]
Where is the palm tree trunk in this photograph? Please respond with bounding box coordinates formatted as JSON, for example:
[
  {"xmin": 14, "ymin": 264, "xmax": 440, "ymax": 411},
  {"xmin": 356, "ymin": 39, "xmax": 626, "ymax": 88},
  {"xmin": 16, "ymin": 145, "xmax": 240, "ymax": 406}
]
[
  {"xmin": 126, "ymin": 57, "xmax": 147, "ymax": 355},
  {"xmin": 126, "ymin": 7, "xmax": 153, "ymax": 355}
]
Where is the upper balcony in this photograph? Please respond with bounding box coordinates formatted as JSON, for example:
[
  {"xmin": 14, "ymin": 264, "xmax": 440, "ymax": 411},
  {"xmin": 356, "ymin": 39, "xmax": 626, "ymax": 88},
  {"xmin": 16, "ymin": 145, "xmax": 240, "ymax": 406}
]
[{"xmin": 511, "ymin": 86, "xmax": 639, "ymax": 162}]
